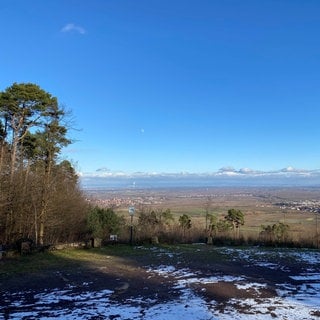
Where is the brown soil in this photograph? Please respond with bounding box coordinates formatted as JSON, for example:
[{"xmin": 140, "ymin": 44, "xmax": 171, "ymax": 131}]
[{"xmin": 0, "ymin": 245, "xmax": 316, "ymax": 318}]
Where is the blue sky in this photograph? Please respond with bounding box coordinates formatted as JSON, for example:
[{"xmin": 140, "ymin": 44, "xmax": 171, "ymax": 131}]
[{"xmin": 1, "ymin": 0, "xmax": 320, "ymax": 181}]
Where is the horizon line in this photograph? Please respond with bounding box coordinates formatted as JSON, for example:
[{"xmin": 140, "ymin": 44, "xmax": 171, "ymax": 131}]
[{"xmin": 78, "ymin": 166, "xmax": 320, "ymax": 179}]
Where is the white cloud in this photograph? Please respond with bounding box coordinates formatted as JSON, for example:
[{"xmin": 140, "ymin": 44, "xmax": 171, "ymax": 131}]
[
  {"xmin": 79, "ymin": 168, "xmax": 320, "ymax": 189},
  {"xmin": 78, "ymin": 167, "xmax": 320, "ymax": 189},
  {"xmin": 280, "ymin": 166, "xmax": 307, "ymax": 173},
  {"xmin": 61, "ymin": 23, "xmax": 86, "ymax": 35},
  {"xmin": 239, "ymin": 168, "xmax": 256, "ymax": 174},
  {"xmin": 95, "ymin": 167, "xmax": 111, "ymax": 173},
  {"xmin": 218, "ymin": 166, "xmax": 237, "ymax": 173},
  {"xmin": 81, "ymin": 167, "xmax": 320, "ymax": 179}
]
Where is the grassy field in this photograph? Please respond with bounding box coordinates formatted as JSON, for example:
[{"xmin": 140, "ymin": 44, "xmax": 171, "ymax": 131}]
[
  {"xmin": 0, "ymin": 246, "xmax": 132, "ymax": 280},
  {"xmin": 107, "ymin": 187, "xmax": 320, "ymax": 246}
]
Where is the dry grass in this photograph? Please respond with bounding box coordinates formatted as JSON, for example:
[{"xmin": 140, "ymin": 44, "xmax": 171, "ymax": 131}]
[{"xmin": 109, "ymin": 187, "xmax": 319, "ymax": 247}]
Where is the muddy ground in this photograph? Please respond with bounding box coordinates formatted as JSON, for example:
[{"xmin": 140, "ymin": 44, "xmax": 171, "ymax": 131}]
[{"xmin": 1, "ymin": 245, "xmax": 319, "ymax": 319}]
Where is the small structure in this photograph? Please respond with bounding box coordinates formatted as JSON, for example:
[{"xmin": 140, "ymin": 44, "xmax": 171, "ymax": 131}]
[
  {"xmin": 16, "ymin": 238, "xmax": 33, "ymax": 255},
  {"xmin": 110, "ymin": 235, "xmax": 118, "ymax": 244},
  {"xmin": 21, "ymin": 241, "xmax": 31, "ymax": 254},
  {"xmin": 151, "ymin": 236, "xmax": 159, "ymax": 245},
  {"xmin": 89, "ymin": 237, "xmax": 102, "ymax": 248}
]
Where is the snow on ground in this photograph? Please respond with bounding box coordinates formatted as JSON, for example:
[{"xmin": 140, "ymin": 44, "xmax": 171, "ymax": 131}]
[{"xmin": 1, "ymin": 246, "xmax": 320, "ymax": 320}]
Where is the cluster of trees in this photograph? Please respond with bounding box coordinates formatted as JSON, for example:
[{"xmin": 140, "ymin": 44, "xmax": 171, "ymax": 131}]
[
  {"xmin": 87, "ymin": 204, "xmax": 318, "ymax": 248},
  {"xmin": 260, "ymin": 222, "xmax": 290, "ymax": 244},
  {"xmin": 86, "ymin": 206, "xmax": 183, "ymax": 244},
  {"xmin": 87, "ymin": 207, "xmax": 125, "ymax": 239},
  {"xmin": 0, "ymin": 83, "xmax": 88, "ymax": 246},
  {"xmin": 137, "ymin": 207, "xmax": 174, "ymax": 239},
  {"xmin": 206, "ymin": 208, "xmax": 245, "ymax": 239},
  {"xmin": 85, "ymin": 205, "xmax": 246, "ymax": 245}
]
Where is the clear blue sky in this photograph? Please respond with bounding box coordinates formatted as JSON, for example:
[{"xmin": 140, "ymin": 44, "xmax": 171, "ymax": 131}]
[{"xmin": 1, "ymin": 0, "xmax": 320, "ymax": 176}]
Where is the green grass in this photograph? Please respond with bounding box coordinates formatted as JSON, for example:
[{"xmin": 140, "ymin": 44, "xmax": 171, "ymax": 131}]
[
  {"xmin": 0, "ymin": 251, "xmax": 73, "ymax": 278},
  {"xmin": 0, "ymin": 244, "xmax": 228, "ymax": 279},
  {"xmin": 0, "ymin": 245, "xmax": 150, "ymax": 279}
]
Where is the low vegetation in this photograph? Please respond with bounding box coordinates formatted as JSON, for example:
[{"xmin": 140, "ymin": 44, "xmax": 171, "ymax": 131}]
[{"xmin": 84, "ymin": 204, "xmax": 318, "ymax": 248}]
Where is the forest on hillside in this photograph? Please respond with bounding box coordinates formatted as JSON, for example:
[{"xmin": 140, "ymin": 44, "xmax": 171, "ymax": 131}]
[{"xmin": 0, "ymin": 83, "xmax": 88, "ymax": 247}]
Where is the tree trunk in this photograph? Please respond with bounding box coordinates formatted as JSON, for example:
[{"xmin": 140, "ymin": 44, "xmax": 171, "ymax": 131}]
[{"xmin": 39, "ymin": 157, "xmax": 53, "ymax": 245}]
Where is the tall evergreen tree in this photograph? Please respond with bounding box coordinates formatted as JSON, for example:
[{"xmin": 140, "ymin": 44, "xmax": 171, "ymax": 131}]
[{"xmin": 0, "ymin": 83, "xmax": 85, "ymax": 245}]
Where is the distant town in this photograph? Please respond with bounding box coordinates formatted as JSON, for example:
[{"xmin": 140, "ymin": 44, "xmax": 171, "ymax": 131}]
[
  {"xmin": 274, "ymin": 200, "xmax": 320, "ymax": 213},
  {"xmin": 85, "ymin": 189, "xmax": 169, "ymax": 209}
]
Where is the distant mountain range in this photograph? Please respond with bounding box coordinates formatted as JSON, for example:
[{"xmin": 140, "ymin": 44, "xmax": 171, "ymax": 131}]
[{"xmin": 79, "ymin": 167, "xmax": 320, "ymax": 189}]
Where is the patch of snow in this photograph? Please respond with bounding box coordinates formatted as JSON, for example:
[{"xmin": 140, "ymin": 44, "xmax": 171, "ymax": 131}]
[
  {"xmin": 236, "ymin": 282, "xmax": 267, "ymax": 290},
  {"xmin": 148, "ymin": 265, "xmax": 176, "ymax": 276},
  {"xmin": 2, "ymin": 246, "xmax": 320, "ymax": 320},
  {"xmin": 214, "ymin": 297, "xmax": 319, "ymax": 320},
  {"xmin": 290, "ymin": 274, "xmax": 320, "ymax": 281}
]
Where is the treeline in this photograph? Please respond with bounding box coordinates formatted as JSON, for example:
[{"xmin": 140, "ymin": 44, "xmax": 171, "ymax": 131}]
[
  {"xmin": 87, "ymin": 206, "xmax": 247, "ymax": 245},
  {"xmin": 0, "ymin": 83, "xmax": 88, "ymax": 246},
  {"xmin": 88, "ymin": 205, "xmax": 319, "ymax": 248}
]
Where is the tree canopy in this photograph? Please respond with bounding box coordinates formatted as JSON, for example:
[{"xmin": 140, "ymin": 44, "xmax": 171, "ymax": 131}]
[
  {"xmin": 87, "ymin": 207, "xmax": 125, "ymax": 239},
  {"xmin": 0, "ymin": 83, "xmax": 87, "ymax": 246},
  {"xmin": 225, "ymin": 209, "xmax": 245, "ymax": 229}
]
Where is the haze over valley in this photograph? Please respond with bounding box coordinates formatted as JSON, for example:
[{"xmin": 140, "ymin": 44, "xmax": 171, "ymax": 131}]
[{"xmin": 81, "ymin": 166, "xmax": 320, "ymax": 189}]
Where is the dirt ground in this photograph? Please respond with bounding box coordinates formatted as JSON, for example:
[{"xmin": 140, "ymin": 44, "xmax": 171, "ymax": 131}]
[{"xmin": 1, "ymin": 245, "xmax": 319, "ymax": 319}]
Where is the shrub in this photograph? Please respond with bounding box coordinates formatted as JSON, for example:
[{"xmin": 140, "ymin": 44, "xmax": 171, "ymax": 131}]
[{"xmin": 87, "ymin": 207, "xmax": 125, "ymax": 240}]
